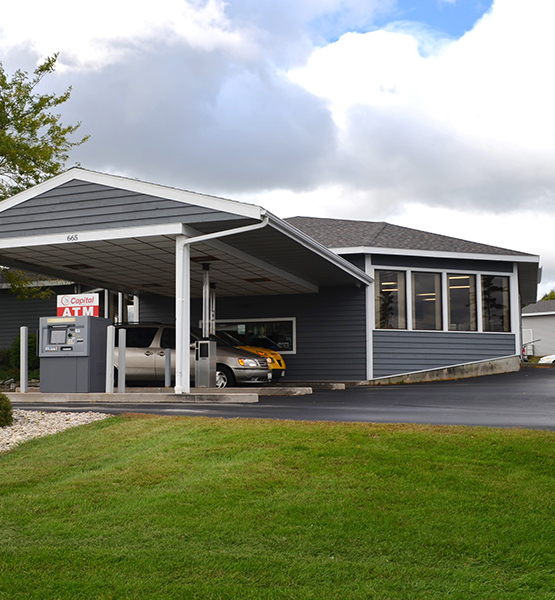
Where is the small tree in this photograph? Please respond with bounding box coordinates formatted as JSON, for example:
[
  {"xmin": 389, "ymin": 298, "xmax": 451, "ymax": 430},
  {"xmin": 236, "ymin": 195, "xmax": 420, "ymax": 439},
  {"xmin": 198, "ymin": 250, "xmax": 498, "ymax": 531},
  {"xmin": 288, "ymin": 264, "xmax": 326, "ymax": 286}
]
[
  {"xmin": 541, "ymin": 289, "xmax": 555, "ymax": 301},
  {"xmin": 0, "ymin": 53, "xmax": 89, "ymax": 200},
  {"xmin": 1, "ymin": 54, "xmax": 88, "ymax": 299}
]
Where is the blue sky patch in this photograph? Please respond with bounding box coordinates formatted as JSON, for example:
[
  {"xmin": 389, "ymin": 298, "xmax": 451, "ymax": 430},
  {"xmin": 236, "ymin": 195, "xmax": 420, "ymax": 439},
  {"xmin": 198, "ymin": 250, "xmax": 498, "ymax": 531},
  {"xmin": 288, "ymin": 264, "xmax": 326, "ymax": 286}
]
[{"xmin": 380, "ymin": 0, "xmax": 494, "ymax": 39}]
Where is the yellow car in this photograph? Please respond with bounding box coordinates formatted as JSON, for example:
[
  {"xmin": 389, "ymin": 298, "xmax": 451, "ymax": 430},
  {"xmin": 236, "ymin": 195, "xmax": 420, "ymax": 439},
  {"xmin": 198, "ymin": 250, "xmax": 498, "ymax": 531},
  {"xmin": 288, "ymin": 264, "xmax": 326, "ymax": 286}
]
[{"xmin": 217, "ymin": 332, "xmax": 286, "ymax": 378}]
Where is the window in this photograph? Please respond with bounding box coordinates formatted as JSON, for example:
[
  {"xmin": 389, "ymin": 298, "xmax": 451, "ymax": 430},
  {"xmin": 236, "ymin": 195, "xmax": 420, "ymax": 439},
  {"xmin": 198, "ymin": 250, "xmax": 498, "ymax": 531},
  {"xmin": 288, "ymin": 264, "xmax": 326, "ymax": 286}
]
[
  {"xmin": 412, "ymin": 272, "xmax": 442, "ymax": 330},
  {"xmin": 116, "ymin": 327, "xmax": 158, "ymax": 348},
  {"xmin": 216, "ymin": 319, "xmax": 296, "ymax": 353},
  {"xmin": 375, "ymin": 270, "xmax": 406, "ymax": 329},
  {"xmin": 448, "ymin": 274, "xmax": 477, "ymax": 331},
  {"xmin": 482, "ymin": 275, "xmax": 510, "ymax": 332}
]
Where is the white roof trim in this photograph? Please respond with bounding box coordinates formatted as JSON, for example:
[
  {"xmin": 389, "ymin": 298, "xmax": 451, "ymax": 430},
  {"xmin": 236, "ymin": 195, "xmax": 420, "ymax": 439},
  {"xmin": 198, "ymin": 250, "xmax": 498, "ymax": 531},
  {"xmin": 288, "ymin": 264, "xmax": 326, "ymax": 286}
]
[
  {"xmin": 270, "ymin": 216, "xmax": 374, "ymax": 286},
  {"xmin": 0, "ymin": 167, "xmax": 265, "ymax": 221},
  {"xmin": 330, "ymin": 246, "xmax": 540, "ymax": 264},
  {"xmin": 0, "ymin": 222, "xmax": 183, "ymax": 249},
  {"xmin": 522, "ymin": 312, "xmax": 555, "ymax": 318}
]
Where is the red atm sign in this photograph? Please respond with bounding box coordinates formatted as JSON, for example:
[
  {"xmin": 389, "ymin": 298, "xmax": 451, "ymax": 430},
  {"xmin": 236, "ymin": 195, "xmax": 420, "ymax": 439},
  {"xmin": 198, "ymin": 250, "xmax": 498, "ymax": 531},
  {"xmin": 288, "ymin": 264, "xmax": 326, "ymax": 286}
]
[{"xmin": 57, "ymin": 293, "xmax": 100, "ymax": 317}]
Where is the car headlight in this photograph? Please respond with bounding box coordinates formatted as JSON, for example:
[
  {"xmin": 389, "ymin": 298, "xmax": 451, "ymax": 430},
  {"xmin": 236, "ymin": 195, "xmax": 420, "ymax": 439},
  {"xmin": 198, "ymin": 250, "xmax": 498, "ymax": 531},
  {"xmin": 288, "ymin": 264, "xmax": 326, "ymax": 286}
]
[{"xmin": 238, "ymin": 358, "xmax": 258, "ymax": 367}]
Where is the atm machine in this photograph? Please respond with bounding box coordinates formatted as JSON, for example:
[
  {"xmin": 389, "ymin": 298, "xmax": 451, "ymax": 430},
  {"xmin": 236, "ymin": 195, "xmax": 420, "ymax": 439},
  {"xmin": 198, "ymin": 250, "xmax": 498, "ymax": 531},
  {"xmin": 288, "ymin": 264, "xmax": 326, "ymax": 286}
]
[{"xmin": 38, "ymin": 316, "xmax": 111, "ymax": 393}]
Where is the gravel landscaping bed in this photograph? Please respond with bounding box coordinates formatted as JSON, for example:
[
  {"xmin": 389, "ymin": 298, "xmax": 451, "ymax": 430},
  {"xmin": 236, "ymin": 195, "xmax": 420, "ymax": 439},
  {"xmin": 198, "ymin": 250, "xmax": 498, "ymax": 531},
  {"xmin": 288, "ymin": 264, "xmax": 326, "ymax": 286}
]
[{"xmin": 0, "ymin": 409, "xmax": 112, "ymax": 453}]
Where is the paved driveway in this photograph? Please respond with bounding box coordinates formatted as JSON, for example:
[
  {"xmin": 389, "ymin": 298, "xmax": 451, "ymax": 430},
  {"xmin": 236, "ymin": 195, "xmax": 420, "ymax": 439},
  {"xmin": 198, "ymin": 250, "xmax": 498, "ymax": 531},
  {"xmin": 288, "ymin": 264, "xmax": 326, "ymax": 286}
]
[{"xmin": 13, "ymin": 366, "xmax": 555, "ymax": 430}]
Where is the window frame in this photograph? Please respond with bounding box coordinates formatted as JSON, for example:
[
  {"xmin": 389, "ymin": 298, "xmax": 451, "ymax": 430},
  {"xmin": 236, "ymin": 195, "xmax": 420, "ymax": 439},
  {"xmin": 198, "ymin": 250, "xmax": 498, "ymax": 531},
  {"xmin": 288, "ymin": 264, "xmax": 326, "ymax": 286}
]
[
  {"xmin": 373, "ymin": 267, "xmax": 514, "ymax": 334},
  {"xmin": 215, "ymin": 317, "xmax": 297, "ymax": 354},
  {"xmin": 374, "ymin": 269, "xmax": 407, "ymax": 330}
]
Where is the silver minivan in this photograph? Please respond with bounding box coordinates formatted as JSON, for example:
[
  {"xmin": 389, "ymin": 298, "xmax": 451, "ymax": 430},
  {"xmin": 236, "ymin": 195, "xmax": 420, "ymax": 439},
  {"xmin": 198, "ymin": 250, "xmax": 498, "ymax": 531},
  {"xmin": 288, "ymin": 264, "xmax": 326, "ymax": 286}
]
[{"xmin": 115, "ymin": 324, "xmax": 272, "ymax": 387}]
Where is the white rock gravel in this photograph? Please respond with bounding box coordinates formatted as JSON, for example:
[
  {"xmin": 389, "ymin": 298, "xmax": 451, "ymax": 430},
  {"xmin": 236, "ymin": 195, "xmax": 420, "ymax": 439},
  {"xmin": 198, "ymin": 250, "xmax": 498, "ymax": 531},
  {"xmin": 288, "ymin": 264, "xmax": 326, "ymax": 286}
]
[{"xmin": 0, "ymin": 409, "xmax": 112, "ymax": 453}]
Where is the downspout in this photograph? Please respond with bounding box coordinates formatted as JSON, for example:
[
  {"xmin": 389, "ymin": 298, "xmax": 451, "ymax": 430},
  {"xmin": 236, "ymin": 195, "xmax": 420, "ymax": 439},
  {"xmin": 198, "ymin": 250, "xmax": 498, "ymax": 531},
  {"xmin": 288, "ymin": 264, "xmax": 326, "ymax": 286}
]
[
  {"xmin": 180, "ymin": 216, "xmax": 269, "ymax": 248},
  {"xmin": 174, "ymin": 216, "xmax": 269, "ymax": 394}
]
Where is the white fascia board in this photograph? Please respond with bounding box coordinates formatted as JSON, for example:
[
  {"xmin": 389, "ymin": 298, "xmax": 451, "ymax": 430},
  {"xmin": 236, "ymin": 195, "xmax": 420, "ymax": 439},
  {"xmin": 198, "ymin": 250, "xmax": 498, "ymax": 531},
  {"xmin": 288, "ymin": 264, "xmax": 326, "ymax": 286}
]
[
  {"xmin": 0, "ymin": 222, "xmax": 183, "ymax": 249},
  {"xmin": 0, "ymin": 167, "xmax": 265, "ymax": 221},
  {"xmin": 268, "ymin": 217, "xmax": 374, "ymax": 286},
  {"xmin": 330, "ymin": 246, "xmax": 540, "ymax": 264},
  {"xmin": 521, "ymin": 312, "xmax": 555, "ymax": 318}
]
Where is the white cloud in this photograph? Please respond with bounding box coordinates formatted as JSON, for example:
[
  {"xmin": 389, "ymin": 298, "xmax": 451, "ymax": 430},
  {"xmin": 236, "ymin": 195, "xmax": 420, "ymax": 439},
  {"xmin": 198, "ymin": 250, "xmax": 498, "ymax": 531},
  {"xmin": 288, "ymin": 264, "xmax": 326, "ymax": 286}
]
[
  {"xmin": 286, "ymin": 0, "xmax": 555, "ymax": 218},
  {"xmin": 0, "ymin": 0, "xmax": 254, "ymax": 70},
  {"xmin": 0, "ymin": 0, "xmax": 553, "ymax": 297}
]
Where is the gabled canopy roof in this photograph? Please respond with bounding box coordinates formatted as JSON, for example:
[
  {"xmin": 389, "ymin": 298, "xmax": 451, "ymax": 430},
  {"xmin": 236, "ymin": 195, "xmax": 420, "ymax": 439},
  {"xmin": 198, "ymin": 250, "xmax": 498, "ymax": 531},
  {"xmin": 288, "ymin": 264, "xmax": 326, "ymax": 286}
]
[{"xmin": 0, "ymin": 169, "xmax": 372, "ymax": 298}]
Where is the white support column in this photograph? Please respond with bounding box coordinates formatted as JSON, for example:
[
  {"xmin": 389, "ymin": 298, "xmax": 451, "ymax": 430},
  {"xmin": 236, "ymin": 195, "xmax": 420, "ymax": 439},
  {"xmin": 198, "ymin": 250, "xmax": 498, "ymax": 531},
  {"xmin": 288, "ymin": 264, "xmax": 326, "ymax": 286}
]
[
  {"xmin": 510, "ymin": 264, "xmax": 521, "ymax": 355},
  {"xmin": 133, "ymin": 295, "xmax": 140, "ymax": 323},
  {"xmin": 442, "ymin": 272, "xmax": 449, "ymax": 331},
  {"xmin": 105, "ymin": 325, "xmax": 115, "ymax": 393},
  {"xmin": 202, "ymin": 264, "xmax": 210, "ymax": 338},
  {"xmin": 117, "ymin": 292, "xmax": 123, "ymax": 324},
  {"xmin": 117, "ymin": 328, "xmax": 126, "ymax": 393},
  {"xmin": 365, "ymin": 255, "xmax": 374, "ymax": 381},
  {"xmin": 175, "ymin": 235, "xmax": 191, "ymax": 394},
  {"xmin": 406, "ymin": 270, "xmax": 413, "ymax": 331},
  {"xmin": 20, "ymin": 326, "xmax": 28, "ymax": 393},
  {"xmin": 476, "ymin": 274, "xmax": 483, "ymax": 332}
]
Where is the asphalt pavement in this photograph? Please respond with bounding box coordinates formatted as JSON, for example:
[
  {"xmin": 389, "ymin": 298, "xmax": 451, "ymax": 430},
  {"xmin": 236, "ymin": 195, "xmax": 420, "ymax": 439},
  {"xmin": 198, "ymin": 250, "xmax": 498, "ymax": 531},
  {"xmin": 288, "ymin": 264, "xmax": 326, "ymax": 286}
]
[{"xmin": 12, "ymin": 365, "xmax": 555, "ymax": 430}]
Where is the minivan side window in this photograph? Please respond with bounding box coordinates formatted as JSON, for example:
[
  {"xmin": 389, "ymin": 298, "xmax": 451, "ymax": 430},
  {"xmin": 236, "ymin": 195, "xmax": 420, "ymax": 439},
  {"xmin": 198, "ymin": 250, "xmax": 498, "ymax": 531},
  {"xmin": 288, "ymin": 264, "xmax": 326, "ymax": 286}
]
[
  {"xmin": 160, "ymin": 328, "xmax": 176, "ymax": 349},
  {"xmin": 117, "ymin": 327, "xmax": 158, "ymax": 348}
]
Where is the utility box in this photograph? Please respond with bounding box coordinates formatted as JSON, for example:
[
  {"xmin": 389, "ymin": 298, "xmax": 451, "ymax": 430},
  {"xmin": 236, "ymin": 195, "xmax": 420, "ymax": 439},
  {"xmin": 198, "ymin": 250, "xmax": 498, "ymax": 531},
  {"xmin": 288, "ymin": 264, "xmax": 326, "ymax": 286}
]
[
  {"xmin": 38, "ymin": 316, "xmax": 111, "ymax": 393},
  {"xmin": 194, "ymin": 340, "xmax": 216, "ymax": 388}
]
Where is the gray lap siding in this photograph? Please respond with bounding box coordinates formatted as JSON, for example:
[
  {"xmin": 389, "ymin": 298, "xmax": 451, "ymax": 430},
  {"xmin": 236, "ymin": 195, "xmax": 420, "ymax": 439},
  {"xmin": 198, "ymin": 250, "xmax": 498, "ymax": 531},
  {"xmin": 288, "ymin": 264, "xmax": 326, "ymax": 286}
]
[
  {"xmin": 140, "ymin": 286, "xmax": 368, "ymax": 381},
  {"xmin": 373, "ymin": 330, "xmax": 517, "ymax": 378}
]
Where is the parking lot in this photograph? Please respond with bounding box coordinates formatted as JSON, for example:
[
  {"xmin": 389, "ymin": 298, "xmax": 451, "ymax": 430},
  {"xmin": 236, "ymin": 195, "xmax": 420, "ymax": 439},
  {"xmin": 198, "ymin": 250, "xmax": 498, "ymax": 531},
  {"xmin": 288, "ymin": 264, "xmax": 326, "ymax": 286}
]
[{"xmin": 12, "ymin": 365, "xmax": 555, "ymax": 430}]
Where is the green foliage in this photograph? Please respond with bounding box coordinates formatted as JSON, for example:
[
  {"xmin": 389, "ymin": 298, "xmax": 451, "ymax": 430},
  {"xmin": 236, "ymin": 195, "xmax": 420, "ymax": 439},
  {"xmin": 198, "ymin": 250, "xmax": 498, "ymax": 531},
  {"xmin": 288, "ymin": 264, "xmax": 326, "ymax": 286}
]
[
  {"xmin": 0, "ymin": 54, "xmax": 88, "ymax": 299},
  {"xmin": 0, "ymin": 54, "xmax": 89, "ymax": 200},
  {"xmin": 0, "ymin": 346, "xmax": 10, "ymax": 368},
  {"xmin": 9, "ymin": 332, "xmax": 39, "ymax": 370},
  {"xmin": 1, "ymin": 268, "xmax": 53, "ymax": 300},
  {"xmin": 541, "ymin": 289, "xmax": 555, "ymax": 301},
  {"xmin": 0, "ymin": 392, "xmax": 13, "ymax": 427}
]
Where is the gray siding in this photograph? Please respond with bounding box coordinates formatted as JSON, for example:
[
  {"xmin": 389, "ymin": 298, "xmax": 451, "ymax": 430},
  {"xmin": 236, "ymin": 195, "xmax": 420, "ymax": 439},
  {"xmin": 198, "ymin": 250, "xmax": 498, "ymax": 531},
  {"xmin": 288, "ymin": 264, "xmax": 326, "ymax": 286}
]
[
  {"xmin": 0, "ymin": 285, "xmax": 74, "ymax": 348},
  {"xmin": 0, "ymin": 180, "xmax": 246, "ymax": 238},
  {"xmin": 140, "ymin": 286, "xmax": 368, "ymax": 381},
  {"xmin": 521, "ymin": 314, "xmax": 555, "ymax": 356},
  {"xmin": 373, "ymin": 330, "xmax": 517, "ymax": 378}
]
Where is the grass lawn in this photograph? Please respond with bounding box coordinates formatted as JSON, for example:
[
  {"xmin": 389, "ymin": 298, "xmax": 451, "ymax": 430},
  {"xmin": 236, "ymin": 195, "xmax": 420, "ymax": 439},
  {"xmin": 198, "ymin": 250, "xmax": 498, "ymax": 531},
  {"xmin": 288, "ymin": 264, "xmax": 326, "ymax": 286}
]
[{"xmin": 1, "ymin": 414, "xmax": 555, "ymax": 599}]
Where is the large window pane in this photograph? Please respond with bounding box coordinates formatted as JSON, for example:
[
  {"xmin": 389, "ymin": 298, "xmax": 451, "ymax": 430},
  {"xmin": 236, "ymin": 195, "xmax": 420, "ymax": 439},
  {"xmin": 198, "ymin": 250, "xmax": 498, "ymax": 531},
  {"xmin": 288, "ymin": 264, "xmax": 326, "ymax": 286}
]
[
  {"xmin": 448, "ymin": 274, "xmax": 477, "ymax": 331},
  {"xmin": 375, "ymin": 270, "xmax": 406, "ymax": 329},
  {"xmin": 482, "ymin": 275, "xmax": 511, "ymax": 332},
  {"xmin": 216, "ymin": 319, "xmax": 295, "ymax": 353},
  {"xmin": 412, "ymin": 272, "xmax": 442, "ymax": 330}
]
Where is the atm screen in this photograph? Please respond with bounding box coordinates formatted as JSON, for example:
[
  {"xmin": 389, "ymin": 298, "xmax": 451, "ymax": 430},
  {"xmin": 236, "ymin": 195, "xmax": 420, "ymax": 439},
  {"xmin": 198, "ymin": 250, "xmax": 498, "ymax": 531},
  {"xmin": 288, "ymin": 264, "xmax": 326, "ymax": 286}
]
[{"xmin": 50, "ymin": 328, "xmax": 67, "ymax": 345}]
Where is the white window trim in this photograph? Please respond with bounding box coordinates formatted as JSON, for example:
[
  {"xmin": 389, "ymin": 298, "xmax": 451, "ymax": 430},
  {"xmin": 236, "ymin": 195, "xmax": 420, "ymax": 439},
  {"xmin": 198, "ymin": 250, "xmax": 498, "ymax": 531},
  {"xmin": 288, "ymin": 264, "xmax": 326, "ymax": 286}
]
[
  {"xmin": 215, "ymin": 317, "xmax": 297, "ymax": 354},
  {"xmin": 372, "ymin": 265, "xmax": 516, "ymax": 335}
]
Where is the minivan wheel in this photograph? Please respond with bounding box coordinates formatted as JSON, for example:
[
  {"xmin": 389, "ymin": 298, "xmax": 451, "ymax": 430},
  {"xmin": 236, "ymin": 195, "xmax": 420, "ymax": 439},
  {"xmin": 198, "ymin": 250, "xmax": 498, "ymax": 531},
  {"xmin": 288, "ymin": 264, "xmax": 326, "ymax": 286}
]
[{"xmin": 216, "ymin": 365, "xmax": 236, "ymax": 388}]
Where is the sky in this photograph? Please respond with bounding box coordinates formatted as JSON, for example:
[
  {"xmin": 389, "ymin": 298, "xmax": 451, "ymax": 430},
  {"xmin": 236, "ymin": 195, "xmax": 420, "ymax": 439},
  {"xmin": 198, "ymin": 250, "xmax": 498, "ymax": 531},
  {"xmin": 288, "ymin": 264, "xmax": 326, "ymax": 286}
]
[{"xmin": 1, "ymin": 0, "xmax": 553, "ymax": 299}]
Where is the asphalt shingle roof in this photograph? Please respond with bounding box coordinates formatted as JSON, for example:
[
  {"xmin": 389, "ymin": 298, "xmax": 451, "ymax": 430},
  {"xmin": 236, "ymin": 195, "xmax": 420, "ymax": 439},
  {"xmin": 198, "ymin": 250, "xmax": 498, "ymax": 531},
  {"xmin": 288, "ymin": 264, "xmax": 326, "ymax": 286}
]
[
  {"xmin": 285, "ymin": 217, "xmax": 532, "ymax": 257},
  {"xmin": 522, "ymin": 300, "xmax": 555, "ymax": 314}
]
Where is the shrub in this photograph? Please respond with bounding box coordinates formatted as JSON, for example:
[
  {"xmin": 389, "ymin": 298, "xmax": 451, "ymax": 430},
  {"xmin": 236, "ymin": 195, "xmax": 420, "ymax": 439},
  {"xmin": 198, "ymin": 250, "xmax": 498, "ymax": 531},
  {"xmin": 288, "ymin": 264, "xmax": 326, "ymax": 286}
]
[
  {"xmin": 0, "ymin": 346, "xmax": 11, "ymax": 368},
  {"xmin": 9, "ymin": 333, "xmax": 40, "ymax": 371},
  {"xmin": 0, "ymin": 392, "xmax": 13, "ymax": 427}
]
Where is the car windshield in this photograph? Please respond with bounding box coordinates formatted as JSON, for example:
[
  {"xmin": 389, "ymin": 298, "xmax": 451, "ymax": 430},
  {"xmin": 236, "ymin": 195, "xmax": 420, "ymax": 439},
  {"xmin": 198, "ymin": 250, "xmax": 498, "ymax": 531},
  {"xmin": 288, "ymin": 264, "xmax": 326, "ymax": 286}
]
[
  {"xmin": 190, "ymin": 327, "xmax": 235, "ymax": 347},
  {"xmin": 215, "ymin": 331, "xmax": 242, "ymax": 346}
]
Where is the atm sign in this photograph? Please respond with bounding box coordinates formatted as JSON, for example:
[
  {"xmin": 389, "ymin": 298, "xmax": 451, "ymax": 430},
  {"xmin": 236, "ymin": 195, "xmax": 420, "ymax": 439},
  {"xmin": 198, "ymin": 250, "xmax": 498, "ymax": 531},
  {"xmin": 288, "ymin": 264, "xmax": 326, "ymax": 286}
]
[{"xmin": 57, "ymin": 293, "xmax": 99, "ymax": 317}]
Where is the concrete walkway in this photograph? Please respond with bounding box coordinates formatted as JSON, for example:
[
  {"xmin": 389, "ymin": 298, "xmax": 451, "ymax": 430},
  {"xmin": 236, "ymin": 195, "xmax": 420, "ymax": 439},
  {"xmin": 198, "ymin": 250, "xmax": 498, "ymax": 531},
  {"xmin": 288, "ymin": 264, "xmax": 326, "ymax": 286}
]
[{"xmin": 6, "ymin": 383, "xmax": 316, "ymax": 405}]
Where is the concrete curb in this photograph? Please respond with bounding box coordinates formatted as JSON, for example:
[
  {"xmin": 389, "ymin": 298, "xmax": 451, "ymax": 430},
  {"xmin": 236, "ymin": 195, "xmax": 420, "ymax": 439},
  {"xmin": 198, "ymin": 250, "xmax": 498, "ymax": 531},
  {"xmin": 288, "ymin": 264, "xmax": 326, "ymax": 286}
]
[{"xmin": 6, "ymin": 392, "xmax": 259, "ymax": 404}]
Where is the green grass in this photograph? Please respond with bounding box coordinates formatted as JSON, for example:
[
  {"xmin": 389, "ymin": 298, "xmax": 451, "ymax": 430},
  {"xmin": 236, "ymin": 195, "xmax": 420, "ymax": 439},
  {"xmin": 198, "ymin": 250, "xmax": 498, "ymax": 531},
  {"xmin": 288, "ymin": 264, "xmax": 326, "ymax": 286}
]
[{"xmin": 1, "ymin": 415, "xmax": 555, "ymax": 599}]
